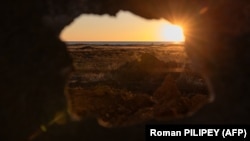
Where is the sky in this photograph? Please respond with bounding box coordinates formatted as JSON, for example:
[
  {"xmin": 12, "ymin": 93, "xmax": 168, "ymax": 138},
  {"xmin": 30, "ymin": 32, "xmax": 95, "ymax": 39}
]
[{"xmin": 60, "ymin": 10, "xmax": 184, "ymax": 42}]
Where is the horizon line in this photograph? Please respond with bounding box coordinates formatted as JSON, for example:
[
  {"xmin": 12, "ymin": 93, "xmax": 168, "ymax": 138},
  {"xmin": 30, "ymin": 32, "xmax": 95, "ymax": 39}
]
[{"xmin": 64, "ymin": 40, "xmax": 185, "ymax": 43}]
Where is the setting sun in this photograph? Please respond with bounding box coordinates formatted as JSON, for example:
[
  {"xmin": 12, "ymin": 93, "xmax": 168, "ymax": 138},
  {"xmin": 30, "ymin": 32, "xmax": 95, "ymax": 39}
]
[
  {"xmin": 61, "ymin": 11, "xmax": 185, "ymax": 42},
  {"xmin": 160, "ymin": 25, "xmax": 185, "ymax": 42}
]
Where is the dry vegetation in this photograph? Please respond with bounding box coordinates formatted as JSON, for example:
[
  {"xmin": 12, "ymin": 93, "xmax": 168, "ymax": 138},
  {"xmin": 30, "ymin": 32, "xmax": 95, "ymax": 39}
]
[{"xmin": 66, "ymin": 44, "xmax": 209, "ymax": 127}]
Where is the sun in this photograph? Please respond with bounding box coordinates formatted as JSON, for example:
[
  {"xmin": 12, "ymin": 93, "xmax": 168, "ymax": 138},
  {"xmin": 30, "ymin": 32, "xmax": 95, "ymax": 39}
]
[{"xmin": 160, "ymin": 24, "xmax": 185, "ymax": 42}]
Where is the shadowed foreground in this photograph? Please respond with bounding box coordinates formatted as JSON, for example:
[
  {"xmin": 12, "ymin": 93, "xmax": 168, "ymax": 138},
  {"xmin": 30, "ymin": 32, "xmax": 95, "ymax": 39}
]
[{"xmin": 1, "ymin": 0, "xmax": 250, "ymax": 141}]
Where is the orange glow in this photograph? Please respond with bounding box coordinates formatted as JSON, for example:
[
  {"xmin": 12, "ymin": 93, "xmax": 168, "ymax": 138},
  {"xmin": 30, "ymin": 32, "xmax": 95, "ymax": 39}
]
[
  {"xmin": 159, "ymin": 24, "xmax": 185, "ymax": 42},
  {"xmin": 60, "ymin": 11, "xmax": 185, "ymax": 42}
]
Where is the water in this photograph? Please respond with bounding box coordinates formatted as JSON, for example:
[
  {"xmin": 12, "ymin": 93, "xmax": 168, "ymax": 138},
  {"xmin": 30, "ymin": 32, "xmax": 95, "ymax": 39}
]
[{"xmin": 66, "ymin": 41, "xmax": 184, "ymax": 46}]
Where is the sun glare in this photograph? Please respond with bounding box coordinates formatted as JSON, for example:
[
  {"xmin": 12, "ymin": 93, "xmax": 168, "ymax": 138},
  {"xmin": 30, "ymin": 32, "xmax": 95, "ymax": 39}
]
[
  {"xmin": 160, "ymin": 24, "xmax": 185, "ymax": 42},
  {"xmin": 61, "ymin": 11, "xmax": 186, "ymax": 42}
]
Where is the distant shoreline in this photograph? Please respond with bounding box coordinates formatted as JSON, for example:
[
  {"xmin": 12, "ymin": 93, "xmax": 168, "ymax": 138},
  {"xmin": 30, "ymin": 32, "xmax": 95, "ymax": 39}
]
[{"xmin": 65, "ymin": 41, "xmax": 184, "ymax": 46}]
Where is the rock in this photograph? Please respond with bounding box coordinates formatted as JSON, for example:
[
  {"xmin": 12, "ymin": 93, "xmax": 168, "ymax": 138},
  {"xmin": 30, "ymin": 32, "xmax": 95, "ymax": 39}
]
[{"xmin": 1, "ymin": 0, "xmax": 250, "ymax": 140}]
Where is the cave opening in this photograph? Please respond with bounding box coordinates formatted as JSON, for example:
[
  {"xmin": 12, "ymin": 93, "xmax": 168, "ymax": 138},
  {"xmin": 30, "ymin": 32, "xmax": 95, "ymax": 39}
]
[
  {"xmin": 2, "ymin": 1, "xmax": 250, "ymax": 141},
  {"xmin": 58, "ymin": 10, "xmax": 210, "ymax": 128}
]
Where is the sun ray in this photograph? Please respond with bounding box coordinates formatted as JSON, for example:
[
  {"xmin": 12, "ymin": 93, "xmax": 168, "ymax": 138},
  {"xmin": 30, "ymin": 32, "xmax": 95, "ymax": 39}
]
[{"xmin": 159, "ymin": 24, "xmax": 185, "ymax": 42}]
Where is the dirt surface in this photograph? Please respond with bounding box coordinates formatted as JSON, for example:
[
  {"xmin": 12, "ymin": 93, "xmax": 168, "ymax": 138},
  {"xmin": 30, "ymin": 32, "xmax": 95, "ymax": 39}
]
[{"xmin": 66, "ymin": 44, "xmax": 209, "ymax": 127}]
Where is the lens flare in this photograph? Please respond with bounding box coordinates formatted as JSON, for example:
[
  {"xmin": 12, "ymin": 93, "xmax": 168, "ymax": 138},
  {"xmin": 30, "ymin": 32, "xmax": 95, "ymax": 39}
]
[{"xmin": 160, "ymin": 24, "xmax": 185, "ymax": 42}]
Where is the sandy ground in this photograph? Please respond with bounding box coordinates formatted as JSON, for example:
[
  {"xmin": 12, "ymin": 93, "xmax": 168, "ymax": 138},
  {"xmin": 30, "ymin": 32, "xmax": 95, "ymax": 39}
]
[{"xmin": 65, "ymin": 44, "xmax": 209, "ymax": 127}]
